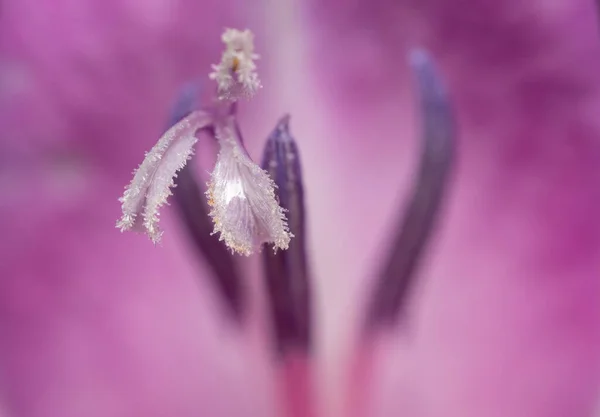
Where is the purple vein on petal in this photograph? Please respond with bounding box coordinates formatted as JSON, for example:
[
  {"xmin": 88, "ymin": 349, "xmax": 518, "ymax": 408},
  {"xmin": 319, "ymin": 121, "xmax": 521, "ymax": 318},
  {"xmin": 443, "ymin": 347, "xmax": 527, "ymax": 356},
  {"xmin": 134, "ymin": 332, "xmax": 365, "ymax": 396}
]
[
  {"xmin": 169, "ymin": 83, "xmax": 244, "ymax": 321},
  {"xmin": 364, "ymin": 49, "xmax": 456, "ymax": 332},
  {"xmin": 261, "ymin": 115, "xmax": 312, "ymax": 356}
]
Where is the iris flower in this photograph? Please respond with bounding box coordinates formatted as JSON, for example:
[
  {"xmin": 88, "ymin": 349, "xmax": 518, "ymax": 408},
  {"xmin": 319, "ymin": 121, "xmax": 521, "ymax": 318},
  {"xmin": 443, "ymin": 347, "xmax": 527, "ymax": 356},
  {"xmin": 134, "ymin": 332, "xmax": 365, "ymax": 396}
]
[{"xmin": 1, "ymin": 1, "xmax": 600, "ymax": 417}]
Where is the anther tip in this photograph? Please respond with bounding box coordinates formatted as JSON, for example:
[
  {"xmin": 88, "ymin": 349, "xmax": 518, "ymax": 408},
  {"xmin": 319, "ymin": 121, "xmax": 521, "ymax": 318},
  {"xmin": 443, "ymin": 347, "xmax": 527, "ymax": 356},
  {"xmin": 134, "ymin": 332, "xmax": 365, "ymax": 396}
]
[
  {"xmin": 408, "ymin": 48, "xmax": 429, "ymax": 68},
  {"xmin": 408, "ymin": 48, "xmax": 447, "ymax": 102},
  {"xmin": 276, "ymin": 114, "xmax": 292, "ymax": 137},
  {"xmin": 279, "ymin": 113, "xmax": 291, "ymax": 126}
]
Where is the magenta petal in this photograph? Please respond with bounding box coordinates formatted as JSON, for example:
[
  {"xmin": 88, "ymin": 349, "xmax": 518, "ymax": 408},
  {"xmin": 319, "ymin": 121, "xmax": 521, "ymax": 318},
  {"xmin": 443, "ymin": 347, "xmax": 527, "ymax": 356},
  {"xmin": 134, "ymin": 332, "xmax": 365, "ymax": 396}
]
[
  {"xmin": 294, "ymin": 1, "xmax": 600, "ymax": 416},
  {"xmin": 0, "ymin": 0, "xmax": 272, "ymax": 416},
  {"xmin": 0, "ymin": 191, "xmax": 274, "ymax": 417}
]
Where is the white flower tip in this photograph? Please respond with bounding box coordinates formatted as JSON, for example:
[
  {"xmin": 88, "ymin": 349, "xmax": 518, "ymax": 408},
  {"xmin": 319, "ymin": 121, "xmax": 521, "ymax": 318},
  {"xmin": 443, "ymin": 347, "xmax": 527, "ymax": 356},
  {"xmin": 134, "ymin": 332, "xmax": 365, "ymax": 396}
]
[
  {"xmin": 209, "ymin": 28, "xmax": 262, "ymax": 101},
  {"xmin": 206, "ymin": 129, "xmax": 293, "ymax": 256}
]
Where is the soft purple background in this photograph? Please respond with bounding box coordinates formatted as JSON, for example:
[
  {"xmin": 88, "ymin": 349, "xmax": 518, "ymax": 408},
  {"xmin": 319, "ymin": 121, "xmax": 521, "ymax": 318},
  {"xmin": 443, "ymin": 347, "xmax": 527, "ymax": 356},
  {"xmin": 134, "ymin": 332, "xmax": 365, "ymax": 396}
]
[{"xmin": 1, "ymin": 1, "xmax": 600, "ymax": 417}]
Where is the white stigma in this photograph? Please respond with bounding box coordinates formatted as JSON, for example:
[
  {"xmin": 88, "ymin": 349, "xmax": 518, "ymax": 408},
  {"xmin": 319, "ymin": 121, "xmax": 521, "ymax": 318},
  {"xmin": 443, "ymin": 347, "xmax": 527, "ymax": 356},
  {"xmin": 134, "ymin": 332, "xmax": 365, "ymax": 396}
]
[{"xmin": 209, "ymin": 28, "xmax": 262, "ymax": 101}]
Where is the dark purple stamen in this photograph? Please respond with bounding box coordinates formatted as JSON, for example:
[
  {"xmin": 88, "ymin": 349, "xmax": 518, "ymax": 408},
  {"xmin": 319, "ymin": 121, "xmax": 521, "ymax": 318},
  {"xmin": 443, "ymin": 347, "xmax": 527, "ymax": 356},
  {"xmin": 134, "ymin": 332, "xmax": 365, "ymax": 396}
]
[
  {"xmin": 261, "ymin": 115, "xmax": 312, "ymax": 356},
  {"xmin": 169, "ymin": 83, "xmax": 244, "ymax": 321},
  {"xmin": 365, "ymin": 49, "xmax": 456, "ymax": 331}
]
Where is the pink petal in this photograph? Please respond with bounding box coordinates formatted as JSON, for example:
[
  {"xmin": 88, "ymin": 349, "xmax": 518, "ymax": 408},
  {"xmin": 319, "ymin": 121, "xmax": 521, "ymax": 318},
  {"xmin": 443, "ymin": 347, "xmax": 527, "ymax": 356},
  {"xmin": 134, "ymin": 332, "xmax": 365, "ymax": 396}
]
[
  {"xmin": 0, "ymin": 1, "xmax": 273, "ymax": 417},
  {"xmin": 279, "ymin": 1, "xmax": 600, "ymax": 416}
]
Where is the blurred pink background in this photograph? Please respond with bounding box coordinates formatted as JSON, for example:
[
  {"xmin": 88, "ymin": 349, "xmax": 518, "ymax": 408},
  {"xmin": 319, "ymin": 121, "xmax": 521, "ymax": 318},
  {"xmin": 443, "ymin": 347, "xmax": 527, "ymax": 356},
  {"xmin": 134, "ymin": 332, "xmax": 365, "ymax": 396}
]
[{"xmin": 1, "ymin": 0, "xmax": 600, "ymax": 417}]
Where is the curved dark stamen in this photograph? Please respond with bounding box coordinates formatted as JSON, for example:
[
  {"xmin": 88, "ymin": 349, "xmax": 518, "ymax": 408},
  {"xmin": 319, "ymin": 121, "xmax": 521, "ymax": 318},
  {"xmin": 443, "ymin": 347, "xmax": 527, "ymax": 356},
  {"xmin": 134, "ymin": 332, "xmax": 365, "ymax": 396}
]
[
  {"xmin": 169, "ymin": 83, "xmax": 244, "ymax": 321},
  {"xmin": 261, "ymin": 115, "xmax": 312, "ymax": 356},
  {"xmin": 364, "ymin": 49, "xmax": 456, "ymax": 331},
  {"xmin": 173, "ymin": 165, "xmax": 244, "ymax": 320}
]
